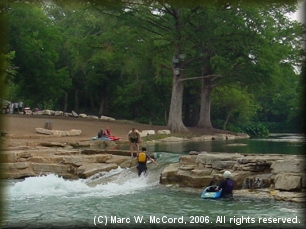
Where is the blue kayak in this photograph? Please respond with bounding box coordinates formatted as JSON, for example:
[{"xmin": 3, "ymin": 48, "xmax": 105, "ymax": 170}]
[
  {"xmin": 201, "ymin": 185, "xmax": 222, "ymax": 199},
  {"xmin": 91, "ymin": 136, "xmax": 111, "ymax": 141}
]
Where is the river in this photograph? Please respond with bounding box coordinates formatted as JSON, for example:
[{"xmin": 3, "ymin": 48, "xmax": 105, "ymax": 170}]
[{"xmin": 1, "ymin": 133, "xmax": 305, "ymax": 228}]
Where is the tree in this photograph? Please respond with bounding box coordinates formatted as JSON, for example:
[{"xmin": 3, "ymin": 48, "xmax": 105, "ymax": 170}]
[
  {"xmin": 5, "ymin": 2, "xmax": 71, "ymax": 108},
  {"xmin": 212, "ymin": 84, "xmax": 259, "ymax": 130},
  {"xmin": 104, "ymin": 0, "xmax": 304, "ymax": 133}
]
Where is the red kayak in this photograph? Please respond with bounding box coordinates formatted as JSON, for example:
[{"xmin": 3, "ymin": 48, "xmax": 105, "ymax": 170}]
[{"xmin": 107, "ymin": 135, "xmax": 121, "ymax": 141}]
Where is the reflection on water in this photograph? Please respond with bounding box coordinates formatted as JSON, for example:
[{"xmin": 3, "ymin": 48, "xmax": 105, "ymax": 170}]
[
  {"xmin": 117, "ymin": 133, "xmax": 305, "ymax": 155},
  {"xmin": 90, "ymin": 133, "xmax": 305, "ymax": 155}
]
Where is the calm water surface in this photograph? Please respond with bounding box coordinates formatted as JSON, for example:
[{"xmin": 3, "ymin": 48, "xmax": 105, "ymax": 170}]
[{"xmin": 2, "ymin": 133, "xmax": 305, "ymax": 228}]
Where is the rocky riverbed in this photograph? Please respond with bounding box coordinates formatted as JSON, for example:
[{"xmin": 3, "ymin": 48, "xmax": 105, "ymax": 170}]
[{"xmin": 1, "ymin": 114, "xmax": 305, "ymax": 203}]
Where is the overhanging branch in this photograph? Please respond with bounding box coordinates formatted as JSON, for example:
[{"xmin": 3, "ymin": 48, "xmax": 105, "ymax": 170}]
[{"xmin": 178, "ymin": 74, "xmax": 223, "ymax": 82}]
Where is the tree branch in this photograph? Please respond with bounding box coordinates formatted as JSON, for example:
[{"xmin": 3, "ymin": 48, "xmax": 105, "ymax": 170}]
[{"xmin": 178, "ymin": 74, "xmax": 223, "ymax": 82}]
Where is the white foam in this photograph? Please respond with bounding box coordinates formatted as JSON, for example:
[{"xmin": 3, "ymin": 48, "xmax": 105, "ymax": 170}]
[{"xmin": 6, "ymin": 168, "xmax": 158, "ymax": 200}]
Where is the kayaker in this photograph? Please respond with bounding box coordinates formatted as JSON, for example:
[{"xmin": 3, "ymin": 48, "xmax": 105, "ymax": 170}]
[
  {"xmin": 215, "ymin": 171, "xmax": 235, "ymax": 198},
  {"xmin": 97, "ymin": 128, "xmax": 107, "ymax": 138},
  {"xmin": 104, "ymin": 127, "xmax": 111, "ymax": 136},
  {"xmin": 136, "ymin": 147, "xmax": 158, "ymax": 177}
]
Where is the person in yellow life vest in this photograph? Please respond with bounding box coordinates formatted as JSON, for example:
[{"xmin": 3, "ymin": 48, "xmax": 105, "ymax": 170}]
[
  {"xmin": 128, "ymin": 128, "xmax": 141, "ymax": 157},
  {"xmin": 136, "ymin": 147, "xmax": 158, "ymax": 177}
]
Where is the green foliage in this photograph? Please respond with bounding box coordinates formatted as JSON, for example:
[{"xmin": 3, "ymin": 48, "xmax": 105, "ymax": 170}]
[
  {"xmin": 3, "ymin": 0, "xmax": 304, "ymax": 134},
  {"xmin": 211, "ymin": 84, "xmax": 260, "ymax": 129},
  {"xmin": 229, "ymin": 122, "xmax": 270, "ymax": 138}
]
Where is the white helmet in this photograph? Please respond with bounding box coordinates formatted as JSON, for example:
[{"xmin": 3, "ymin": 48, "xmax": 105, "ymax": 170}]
[{"xmin": 223, "ymin": 171, "xmax": 231, "ymax": 178}]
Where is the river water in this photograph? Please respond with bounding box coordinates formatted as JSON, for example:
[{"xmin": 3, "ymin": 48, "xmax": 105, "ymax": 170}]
[{"xmin": 1, "ymin": 133, "xmax": 305, "ymax": 229}]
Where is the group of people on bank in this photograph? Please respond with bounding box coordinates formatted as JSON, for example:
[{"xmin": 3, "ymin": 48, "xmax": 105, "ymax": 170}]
[{"xmin": 2, "ymin": 101, "xmax": 23, "ymax": 114}]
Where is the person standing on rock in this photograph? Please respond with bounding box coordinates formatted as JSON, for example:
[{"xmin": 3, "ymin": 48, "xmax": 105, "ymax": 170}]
[
  {"xmin": 128, "ymin": 128, "xmax": 141, "ymax": 157},
  {"xmin": 136, "ymin": 147, "xmax": 158, "ymax": 176},
  {"xmin": 215, "ymin": 171, "xmax": 235, "ymax": 199},
  {"xmin": 18, "ymin": 101, "xmax": 23, "ymax": 112}
]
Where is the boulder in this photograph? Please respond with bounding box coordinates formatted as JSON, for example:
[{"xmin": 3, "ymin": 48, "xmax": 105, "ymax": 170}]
[
  {"xmin": 88, "ymin": 115, "xmax": 99, "ymax": 119},
  {"xmin": 274, "ymin": 173, "xmax": 302, "ymax": 191},
  {"xmin": 71, "ymin": 110, "xmax": 78, "ymax": 117},
  {"xmin": 54, "ymin": 111, "xmax": 64, "ymax": 116},
  {"xmin": 66, "ymin": 129, "xmax": 82, "ymax": 136},
  {"xmin": 141, "ymin": 130, "xmax": 155, "ymax": 136},
  {"xmin": 35, "ymin": 128, "xmax": 82, "ymax": 136},
  {"xmin": 42, "ymin": 110, "xmax": 52, "ymax": 115},
  {"xmin": 157, "ymin": 130, "xmax": 171, "ymax": 135},
  {"xmin": 100, "ymin": 115, "xmax": 115, "ymax": 121}
]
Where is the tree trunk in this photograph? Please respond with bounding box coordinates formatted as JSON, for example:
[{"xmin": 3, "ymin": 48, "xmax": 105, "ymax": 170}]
[
  {"xmin": 62, "ymin": 92, "xmax": 68, "ymax": 112},
  {"xmin": 98, "ymin": 94, "xmax": 105, "ymax": 115},
  {"xmin": 197, "ymin": 78, "xmax": 213, "ymax": 129},
  {"xmin": 223, "ymin": 110, "xmax": 232, "ymax": 130},
  {"xmin": 183, "ymin": 97, "xmax": 191, "ymax": 126},
  {"xmin": 89, "ymin": 95, "xmax": 95, "ymax": 114},
  {"xmin": 167, "ymin": 71, "xmax": 188, "ymax": 133},
  {"xmin": 74, "ymin": 89, "xmax": 79, "ymax": 113},
  {"xmin": 190, "ymin": 105, "xmax": 200, "ymax": 127}
]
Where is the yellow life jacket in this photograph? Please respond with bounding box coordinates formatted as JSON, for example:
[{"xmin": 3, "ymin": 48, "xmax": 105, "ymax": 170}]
[{"xmin": 138, "ymin": 152, "xmax": 147, "ymax": 163}]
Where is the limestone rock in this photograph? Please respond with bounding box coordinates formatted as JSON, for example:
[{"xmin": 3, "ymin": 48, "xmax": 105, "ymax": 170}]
[
  {"xmin": 211, "ymin": 160, "xmax": 236, "ymax": 170},
  {"xmin": 62, "ymin": 154, "xmax": 113, "ymax": 167},
  {"xmin": 271, "ymin": 159, "xmax": 305, "ymax": 174},
  {"xmin": 42, "ymin": 110, "xmax": 52, "ymax": 115},
  {"xmin": 177, "ymin": 170, "xmax": 213, "ymax": 187},
  {"xmin": 66, "ymin": 129, "xmax": 82, "ymax": 136},
  {"xmin": 40, "ymin": 142, "xmax": 68, "ymax": 147},
  {"xmin": 71, "ymin": 110, "xmax": 78, "ymax": 117},
  {"xmin": 272, "ymin": 191, "xmax": 306, "ymax": 203},
  {"xmin": 160, "ymin": 137, "xmax": 185, "ymax": 142},
  {"xmin": 196, "ymin": 152, "xmax": 242, "ymax": 165},
  {"xmin": 36, "ymin": 128, "xmax": 53, "ymax": 135},
  {"xmin": 100, "ymin": 115, "xmax": 115, "ymax": 121},
  {"xmin": 189, "ymin": 151, "xmax": 201, "ymax": 155},
  {"xmin": 141, "ymin": 130, "xmax": 155, "ymax": 136},
  {"xmin": 160, "ymin": 163, "xmax": 180, "ymax": 184},
  {"xmin": 36, "ymin": 128, "xmax": 81, "ymax": 136},
  {"xmin": 54, "ymin": 111, "xmax": 64, "ymax": 116},
  {"xmin": 77, "ymin": 163, "xmax": 118, "ymax": 178},
  {"xmin": 88, "ymin": 115, "xmax": 99, "ymax": 119},
  {"xmin": 179, "ymin": 155, "xmax": 197, "ymax": 165},
  {"xmin": 274, "ymin": 173, "xmax": 302, "ymax": 191},
  {"xmin": 157, "ymin": 130, "xmax": 171, "ymax": 135},
  {"xmin": 32, "ymin": 163, "xmax": 72, "ymax": 176},
  {"xmin": 190, "ymin": 135, "xmax": 215, "ymax": 141}
]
